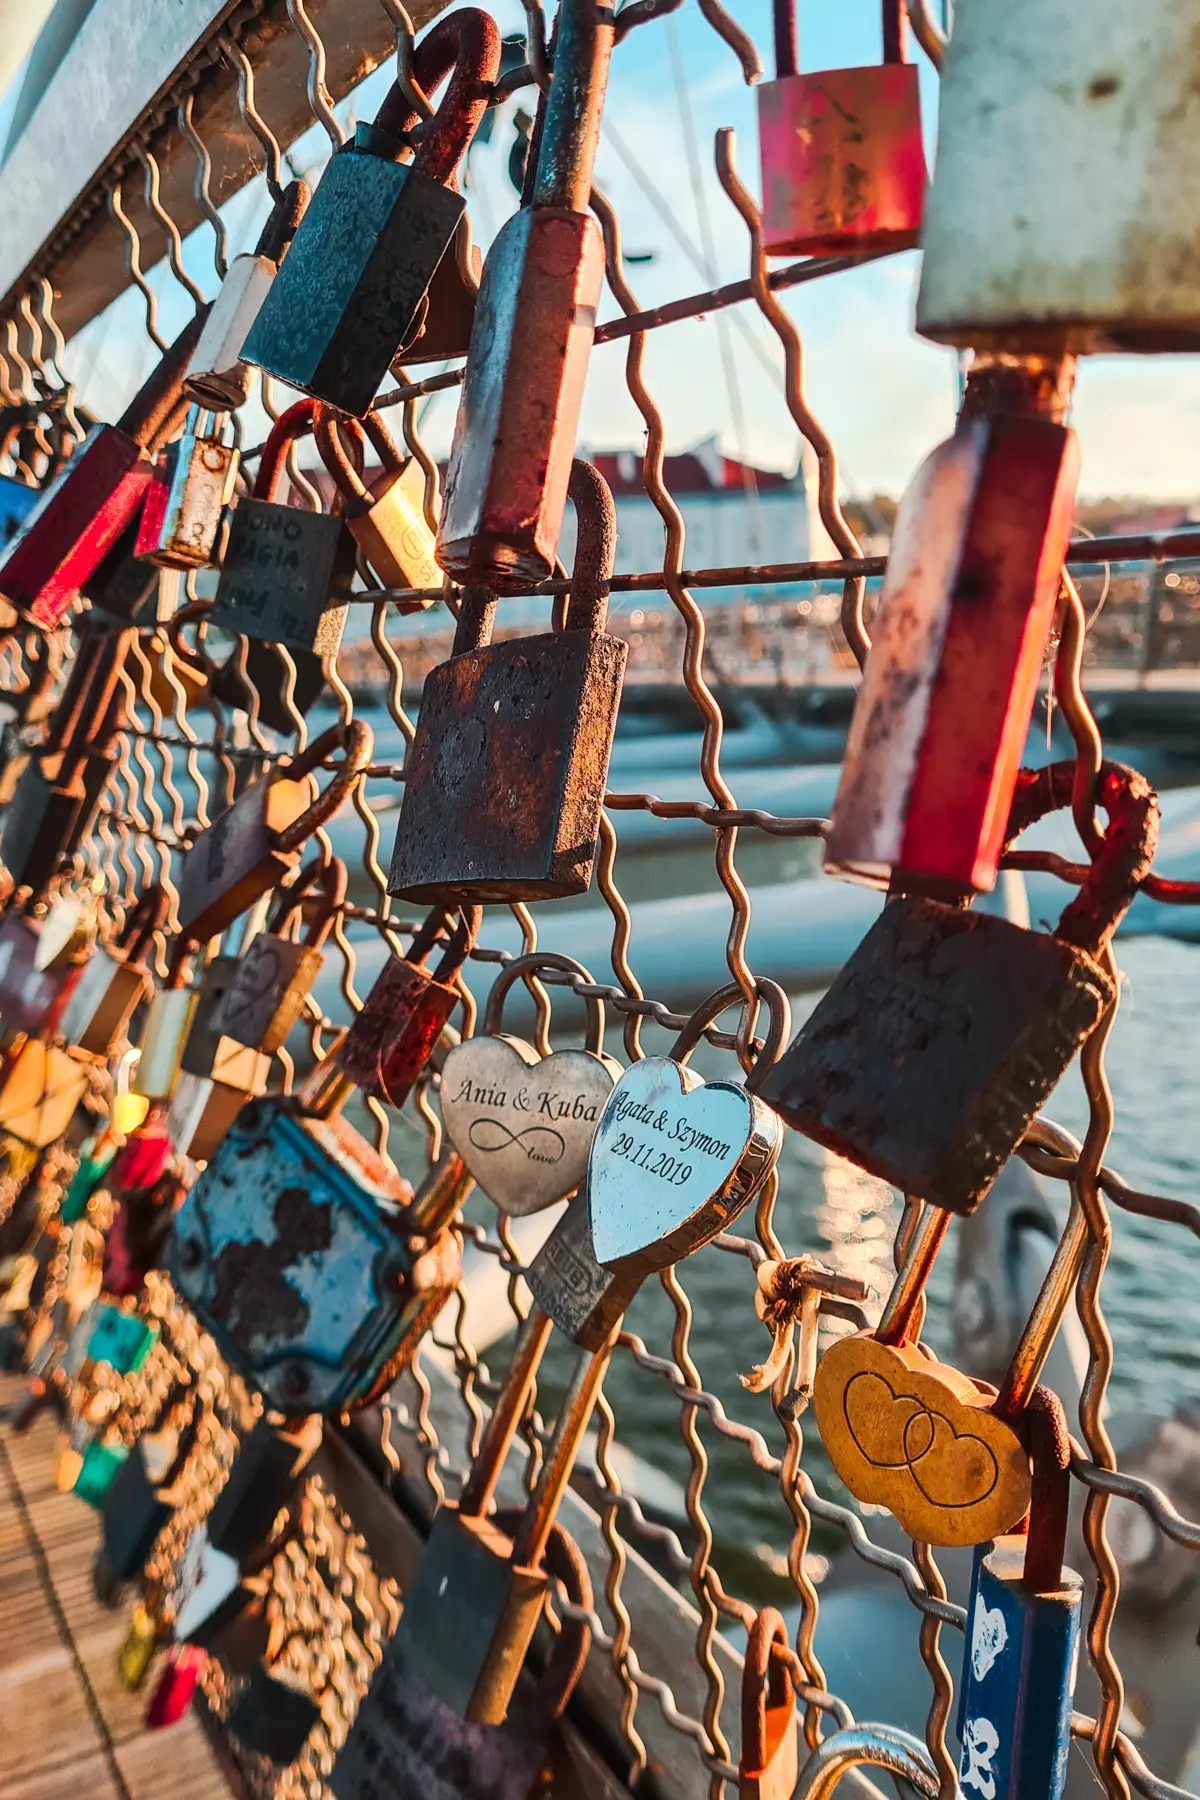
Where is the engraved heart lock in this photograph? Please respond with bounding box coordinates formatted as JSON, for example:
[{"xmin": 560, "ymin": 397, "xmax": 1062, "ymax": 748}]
[
  {"xmin": 440, "ymin": 951, "xmax": 621, "ymax": 1217},
  {"xmin": 589, "ymin": 980, "xmax": 788, "ymax": 1275}
]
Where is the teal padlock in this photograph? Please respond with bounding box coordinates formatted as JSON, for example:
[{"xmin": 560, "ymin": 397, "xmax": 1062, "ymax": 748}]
[
  {"xmin": 85, "ymin": 1305, "xmax": 158, "ymax": 1376},
  {"xmin": 73, "ymin": 1439, "xmax": 130, "ymax": 1507}
]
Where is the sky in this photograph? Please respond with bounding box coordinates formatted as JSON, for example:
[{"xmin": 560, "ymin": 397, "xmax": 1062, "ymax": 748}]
[{"xmin": 36, "ymin": 0, "xmax": 1200, "ymax": 502}]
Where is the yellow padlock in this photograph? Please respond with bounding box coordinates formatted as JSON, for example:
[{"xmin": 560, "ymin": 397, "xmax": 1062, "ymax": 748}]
[{"xmin": 117, "ymin": 1602, "xmax": 160, "ymax": 1692}]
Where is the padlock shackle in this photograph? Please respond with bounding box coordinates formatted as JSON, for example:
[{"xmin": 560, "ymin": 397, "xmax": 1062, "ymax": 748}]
[
  {"xmin": 772, "ymin": 0, "xmax": 908, "ymax": 81},
  {"xmin": 531, "ymin": 0, "xmax": 613, "ymax": 212},
  {"xmin": 166, "ymin": 599, "xmax": 218, "ymax": 680},
  {"xmin": 673, "ymin": 977, "xmax": 791, "ymax": 1072},
  {"xmin": 874, "ymin": 1202, "xmax": 950, "ymax": 1347},
  {"xmin": 375, "ymin": 10, "xmax": 501, "ymax": 189},
  {"xmin": 432, "ymin": 904, "xmax": 479, "ymax": 983},
  {"xmin": 163, "ymin": 934, "xmax": 197, "ymax": 990},
  {"xmin": 254, "ymin": 398, "xmax": 318, "ymax": 502},
  {"xmin": 564, "ymin": 459, "xmax": 615, "ymax": 635},
  {"xmin": 458, "ymin": 1305, "xmax": 554, "ymax": 1521},
  {"xmin": 452, "ymin": 585, "xmax": 496, "ymax": 655},
  {"xmin": 510, "ymin": 1326, "xmax": 616, "ymax": 1571},
  {"xmin": 253, "ymin": 178, "xmax": 310, "ymax": 265},
  {"xmin": 313, "ymin": 409, "xmax": 372, "ymax": 507},
  {"xmin": 273, "ymin": 719, "xmax": 374, "ymax": 854},
  {"xmin": 263, "ymin": 855, "xmax": 346, "ymax": 949},
  {"xmin": 882, "ymin": 0, "xmax": 909, "ymax": 65},
  {"xmin": 492, "ymin": 1509, "xmax": 593, "ymax": 1721},
  {"xmin": 483, "ymin": 950, "xmax": 607, "ymax": 1054},
  {"xmin": 116, "ymin": 885, "xmax": 169, "ymax": 964},
  {"xmin": 116, "ymin": 307, "xmax": 211, "ymax": 451},
  {"xmin": 1004, "ymin": 761, "xmax": 1158, "ymax": 957},
  {"xmin": 741, "ymin": 1607, "xmax": 794, "ymax": 1773},
  {"xmin": 791, "ymin": 1725, "xmax": 942, "ymax": 1800},
  {"xmin": 403, "ymin": 905, "xmax": 454, "ymax": 971},
  {"xmin": 997, "ymin": 1119, "xmax": 1089, "ymax": 1418},
  {"xmin": 1020, "ymin": 1385, "xmax": 1071, "ymax": 1592}
]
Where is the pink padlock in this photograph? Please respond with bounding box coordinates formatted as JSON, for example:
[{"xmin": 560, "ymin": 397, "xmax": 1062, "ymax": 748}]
[
  {"xmin": 144, "ymin": 1645, "xmax": 205, "ymax": 1729},
  {"xmin": 757, "ymin": 0, "xmax": 925, "ymax": 258},
  {"xmin": 108, "ymin": 1109, "xmax": 173, "ymax": 1194}
]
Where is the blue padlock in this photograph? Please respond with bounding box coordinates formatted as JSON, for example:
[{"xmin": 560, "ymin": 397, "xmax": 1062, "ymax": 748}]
[{"xmin": 957, "ymin": 1389, "xmax": 1082, "ymax": 1800}]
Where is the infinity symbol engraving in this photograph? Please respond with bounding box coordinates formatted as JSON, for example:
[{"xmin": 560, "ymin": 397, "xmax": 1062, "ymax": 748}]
[{"xmin": 467, "ymin": 1118, "xmax": 567, "ymax": 1166}]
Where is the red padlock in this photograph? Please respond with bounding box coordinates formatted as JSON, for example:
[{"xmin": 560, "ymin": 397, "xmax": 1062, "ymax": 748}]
[
  {"xmin": 335, "ymin": 907, "xmax": 477, "ymax": 1108},
  {"xmin": 757, "ymin": 0, "xmax": 925, "ymax": 258},
  {"xmin": 108, "ymin": 1108, "xmax": 173, "ymax": 1196},
  {"xmin": 103, "ymin": 1168, "xmax": 186, "ymax": 1298},
  {"xmin": 143, "ymin": 1644, "xmax": 205, "ymax": 1729},
  {"xmin": 0, "ymin": 311, "xmax": 208, "ymax": 630}
]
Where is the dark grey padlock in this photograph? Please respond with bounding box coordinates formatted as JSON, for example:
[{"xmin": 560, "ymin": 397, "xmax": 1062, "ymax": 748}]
[
  {"xmin": 752, "ymin": 762, "xmax": 1158, "ymax": 1216},
  {"xmin": 242, "ymin": 11, "xmax": 500, "ymax": 417},
  {"xmin": 206, "ymin": 397, "xmax": 354, "ymax": 656},
  {"xmin": 227, "ymin": 1669, "xmax": 321, "ymax": 1765},
  {"xmin": 82, "ymin": 516, "xmax": 162, "ymax": 625},
  {"xmin": 388, "ymin": 461, "xmax": 627, "ymax": 904}
]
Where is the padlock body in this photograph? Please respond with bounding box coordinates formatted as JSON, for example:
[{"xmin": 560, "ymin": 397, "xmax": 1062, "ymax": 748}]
[
  {"xmin": 57, "ymin": 947, "xmax": 148, "ymax": 1058},
  {"xmin": 167, "ymin": 1072, "xmax": 252, "ymax": 1162},
  {"xmin": 1, "ymin": 764, "xmax": 84, "ymax": 892},
  {"xmin": 180, "ymin": 956, "xmax": 271, "ymax": 1091},
  {"xmin": 243, "ymin": 147, "xmax": 465, "ymax": 418},
  {"xmin": 101, "ymin": 1442, "xmax": 173, "ymax": 1581},
  {"xmin": 957, "ymin": 1540, "xmax": 1082, "ymax": 1800},
  {"xmin": 206, "ymin": 1417, "xmax": 316, "ymax": 1561},
  {"xmin": 117, "ymin": 1607, "xmax": 159, "ymax": 1691},
  {"xmin": 385, "ymin": 1504, "xmax": 548, "ymax": 1723},
  {"xmin": 134, "ymin": 424, "xmax": 238, "ymax": 570},
  {"xmin": 228, "ymin": 1672, "xmax": 320, "ymax": 1764},
  {"xmin": 757, "ymin": 64, "xmax": 925, "ymax": 257},
  {"xmin": 83, "ymin": 518, "xmax": 163, "ymax": 626},
  {"xmin": 144, "ymin": 1648, "xmax": 202, "ymax": 1728},
  {"xmin": 918, "ymin": 0, "xmax": 1200, "ymax": 350},
  {"xmin": 168, "ymin": 1097, "xmax": 464, "ymax": 1414},
  {"xmin": 0, "ymin": 914, "xmax": 74, "ymax": 1037},
  {"xmin": 135, "ymin": 988, "xmax": 199, "ymax": 1101},
  {"xmin": 0, "ymin": 1040, "xmax": 89, "ymax": 1148},
  {"xmin": 395, "ymin": 212, "xmax": 481, "ymax": 364},
  {"xmin": 110, "ymin": 1118, "xmax": 173, "ymax": 1193},
  {"xmin": 825, "ymin": 414, "xmax": 1080, "ymax": 896},
  {"xmin": 0, "ymin": 424, "xmax": 150, "ymax": 629},
  {"xmin": 214, "ymin": 637, "xmax": 328, "ymax": 732},
  {"xmin": 437, "ymin": 208, "xmax": 606, "ymax": 588},
  {"xmin": 754, "ymin": 895, "xmax": 1115, "ymax": 1214},
  {"xmin": 348, "ymin": 459, "xmax": 441, "ymax": 598},
  {"xmin": 184, "ymin": 253, "xmax": 277, "ymax": 410},
  {"xmin": 214, "ymin": 934, "xmax": 324, "ymax": 1055},
  {"xmin": 73, "ymin": 1438, "xmax": 129, "ymax": 1506},
  {"xmin": 0, "ymin": 474, "xmax": 41, "ymax": 545},
  {"xmin": 208, "ymin": 499, "xmax": 354, "ymax": 655},
  {"xmin": 526, "ymin": 1192, "xmax": 642, "ymax": 1351},
  {"xmin": 389, "ymin": 626, "xmax": 627, "ymax": 903},
  {"xmin": 334, "ymin": 957, "xmax": 459, "ymax": 1109},
  {"xmin": 175, "ymin": 771, "xmax": 308, "ymax": 942}
]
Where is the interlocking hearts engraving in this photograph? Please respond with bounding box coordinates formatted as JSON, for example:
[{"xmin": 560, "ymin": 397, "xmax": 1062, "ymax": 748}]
[
  {"xmin": 813, "ymin": 1334, "xmax": 1030, "ymax": 1547},
  {"xmin": 588, "ymin": 1056, "xmax": 782, "ymax": 1274},
  {"xmin": 440, "ymin": 1034, "xmax": 620, "ymax": 1216}
]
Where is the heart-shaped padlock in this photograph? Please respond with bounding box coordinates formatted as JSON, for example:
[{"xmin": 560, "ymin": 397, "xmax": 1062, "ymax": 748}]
[
  {"xmin": 440, "ymin": 951, "xmax": 621, "ymax": 1217},
  {"xmin": 588, "ymin": 980, "xmax": 788, "ymax": 1275}
]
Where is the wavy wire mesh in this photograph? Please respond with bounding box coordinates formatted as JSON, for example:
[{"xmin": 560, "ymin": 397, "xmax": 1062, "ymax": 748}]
[{"xmin": 2, "ymin": 2, "xmax": 1200, "ymax": 1798}]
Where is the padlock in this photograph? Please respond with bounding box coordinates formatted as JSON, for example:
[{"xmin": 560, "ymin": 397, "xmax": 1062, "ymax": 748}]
[
  {"xmin": 98, "ymin": 1389, "xmax": 198, "ymax": 1584},
  {"xmin": 334, "ymin": 905, "xmax": 476, "ymax": 1109},
  {"xmin": 758, "ymin": 760, "xmax": 1157, "ymax": 1214},
  {"xmin": 103, "ymin": 1167, "xmax": 186, "ymax": 1296},
  {"xmin": 60, "ymin": 1134, "xmax": 117, "ymax": 1224},
  {"xmin": 213, "ymin": 635, "xmax": 328, "ymax": 734},
  {"xmin": 824, "ymin": 357, "xmax": 1080, "ymax": 897},
  {"xmin": 184, "ymin": 180, "xmax": 310, "ymax": 410},
  {"xmin": 117, "ymin": 1602, "xmax": 160, "ymax": 1692},
  {"xmin": 242, "ymin": 11, "xmax": 500, "ymax": 417},
  {"xmin": 441, "ymin": 950, "xmax": 620, "ymax": 1219},
  {"xmin": 0, "ymin": 911, "xmax": 74, "ymax": 1038},
  {"xmin": 0, "ymin": 1038, "xmax": 89, "ymax": 1149},
  {"xmin": 435, "ymin": 0, "xmax": 610, "ymax": 588},
  {"xmin": 392, "ymin": 461, "xmax": 627, "ymax": 902},
  {"xmin": 56, "ymin": 886, "xmax": 167, "ymax": 1059},
  {"xmin": 757, "ymin": 0, "xmax": 925, "ymax": 258},
  {"xmin": 133, "ymin": 405, "xmax": 239, "ymax": 570},
  {"xmin": 81, "ymin": 1301, "xmax": 158, "ymax": 1375},
  {"xmin": 108, "ymin": 1109, "xmax": 173, "ymax": 1195},
  {"xmin": 956, "ymin": 1389, "xmax": 1082, "ymax": 1800},
  {"xmin": 133, "ymin": 939, "xmax": 199, "ymax": 1103},
  {"xmin": 178, "ymin": 955, "xmax": 271, "ymax": 1093},
  {"xmin": 916, "ymin": 0, "xmax": 1200, "ymax": 352},
  {"xmin": 207, "ymin": 1415, "xmax": 321, "ymax": 1563},
  {"xmin": 314, "ymin": 407, "xmax": 441, "ymax": 599},
  {"xmin": 72, "ymin": 1437, "xmax": 129, "ymax": 1507},
  {"xmin": 0, "ymin": 473, "xmax": 41, "ymax": 545},
  {"xmin": 206, "ymin": 398, "xmax": 356, "ymax": 656},
  {"xmin": 167, "ymin": 1050, "xmax": 474, "ymax": 1413},
  {"xmin": 214, "ymin": 855, "xmax": 345, "ymax": 1055},
  {"xmin": 0, "ymin": 310, "xmax": 208, "ymax": 630},
  {"xmin": 144, "ymin": 1645, "xmax": 204, "ymax": 1728},
  {"xmin": 175, "ymin": 718, "xmax": 372, "ymax": 942},
  {"xmin": 739, "ymin": 1609, "xmax": 799, "ymax": 1800},
  {"xmin": 84, "ymin": 518, "xmax": 169, "ymax": 626},
  {"xmin": 331, "ymin": 1511, "xmax": 593, "ymax": 1800},
  {"xmin": 228, "ymin": 1668, "xmax": 321, "ymax": 1765},
  {"xmin": 166, "ymin": 1074, "xmax": 255, "ymax": 1163}
]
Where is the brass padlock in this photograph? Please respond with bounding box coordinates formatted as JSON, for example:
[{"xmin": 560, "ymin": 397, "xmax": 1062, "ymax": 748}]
[
  {"xmin": 0, "ymin": 1037, "xmax": 89, "ymax": 1149},
  {"xmin": 178, "ymin": 955, "xmax": 271, "ymax": 1093},
  {"xmin": 739, "ymin": 1610, "xmax": 799, "ymax": 1800},
  {"xmin": 213, "ymin": 856, "xmax": 345, "ymax": 1055},
  {"xmin": 755, "ymin": 761, "xmax": 1157, "ymax": 1215},
  {"xmin": 333, "ymin": 905, "xmax": 476, "ymax": 1109},
  {"xmin": 206, "ymin": 397, "xmax": 356, "ymax": 656},
  {"xmin": 56, "ymin": 886, "xmax": 167, "ymax": 1059},
  {"xmin": 314, "ymin": 407, "xmax": 441, "ymax": 600},
  {"xmin": 175, "ymin": 719, "xmax": 372, "ymax": 942},
  {"xmin": 133, "ymin": 939, "xmax": 199, "ymax": 1103},
  {"xmin": 390, "ymin": 461, "xmax": 627, "ymax": 903},
  {"xmin": 184, "ymin": 181, "xmax": 310, "ymax": 411},
  {"xmin": 133, "ymin": 405, "xmax": 238, "ymax": 570}
]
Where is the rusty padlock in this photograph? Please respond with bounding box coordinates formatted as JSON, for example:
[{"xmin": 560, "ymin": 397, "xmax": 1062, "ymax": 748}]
[
  {"xmin": 207, "ymin": 397, "xmax": 356, "ymax": 657},
  {"xmin": 133, "ymin": 405, "xmax": 239, "ymax": 570},
  {"xmin": 334, "ymin": 905, "xmax": 476, "ymax": 1109},
  {"xmin": 0, "ymin": 310, "xmax": 208, "ymax": 630},
  {"xmin": 391, "ymin": 460, "xmax": 627, "ymax": 903},
  {"xmin": 213, "ymin": 856, "xmax": 345, "ymax": 1056},
  {"xmin": 739, "ymin": 1610, "xmax": 799, "ymax": 1800},
  {"xmin": 757, "ymin": 0, "xmax": 925, "ymax": 258},
  {"xmin": 314, "ymin": 407, "xmax": 441, "ymax": 600},
  {"xmin": 243, "ymin": 11, "xmax": 500, "ymax": 417},
  {"xmin": 175, "ymin": 719, "xmax": 372, "ymax": 942},
  {"xmin": 755, "ymin": 761, "xmax": 1156, "ymax": 1216},
  {"xmin": 56, "ymin": 887, "xmax": 167, "ymax": 1059},
  {"xmin": 824, "ymin": 356, "xmax": 1080, "ymax": 898},
  {"xmin": 436, "ymin": 0, "xmax": 611, "ymax": 587},
  {"xmin": 184, "ymin": 181, "xmax": 310, "ymax": 410}
]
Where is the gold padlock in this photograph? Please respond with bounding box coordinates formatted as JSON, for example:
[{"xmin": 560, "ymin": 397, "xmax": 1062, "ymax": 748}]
[
  {"xmin": 117, "ymin": 1602, "xmax": 160, "ymax": 1693},
  {"xmin": 0, "ymin": 1038, "xmax": 89, "ymax": 1148},
  {"xmin": 315, "ymin": 408, "xmax": 441, "ymax": 602}
]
